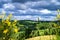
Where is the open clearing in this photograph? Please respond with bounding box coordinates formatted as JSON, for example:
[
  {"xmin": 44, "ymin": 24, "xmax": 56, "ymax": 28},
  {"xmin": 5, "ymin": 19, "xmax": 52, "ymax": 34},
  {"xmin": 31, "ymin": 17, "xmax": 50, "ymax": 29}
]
[{"xmin": 26, "ymin": 35, "xmax": 56, "ymax": 40}]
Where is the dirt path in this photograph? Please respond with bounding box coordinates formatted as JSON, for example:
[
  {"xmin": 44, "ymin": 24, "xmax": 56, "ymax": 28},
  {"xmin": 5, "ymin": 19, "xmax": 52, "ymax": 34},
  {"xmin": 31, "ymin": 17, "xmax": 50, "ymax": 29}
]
[{"xmin": 26, "ymin": 35, "xmax": 56, "ymax": 40}]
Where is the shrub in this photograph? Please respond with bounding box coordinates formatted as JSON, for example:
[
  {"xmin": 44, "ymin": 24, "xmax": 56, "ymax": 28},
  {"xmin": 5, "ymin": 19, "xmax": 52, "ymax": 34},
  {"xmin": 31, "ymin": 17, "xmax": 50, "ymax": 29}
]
[{"xmin": 0, "ymin": 13, "xmax": 20, "ymax": 40}]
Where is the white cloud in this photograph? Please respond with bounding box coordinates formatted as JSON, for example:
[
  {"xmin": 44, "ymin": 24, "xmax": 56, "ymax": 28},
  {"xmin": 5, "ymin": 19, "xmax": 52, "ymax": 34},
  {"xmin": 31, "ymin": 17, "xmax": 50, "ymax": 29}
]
[
  {"xmin": 13, "ymin": 16, "xmax": 32, "ymax": 20},
  {"xmin": 41, "ymin": 16, "xmax": 56, "ymax": 21},
  {"xmin": 20, "ymin": 4, "xmax": 28, "ymax": 10},
  {"xmin": 12, "ymin": 15, "xmax": 56, "ymax": 21},
  {"xmin": 17, "ymin": 8, "xmax": 39, "ymax": 14},
  {"xmin": 25, "ymin": 1, "xmax": 50, "ymax": 7},
  {"xmin": 51, "ymin": 0, "xmax": 57, "ymax": 3},
  {"xmin": 0, "ymin": 8, "xmax": 56, "ymax": 21},
  {"xmin": 39, "ymin": 9, "xmax": 51, "ymax": 14},
  {"xmin": 27, "ymin": 8, "xmax": 38, "ymax": 12},
  {"xmin": 51, "ymin": 0, "xmax": 60, "ymax": 5},
  {"xmin": 0, "ymin": 8, "xmax": 6, "ymax": 14},
  {"xmin": 0, "ymin": 8, "xmax": 15, "ymax": 15},
  {"xmin": 2, "ymin": 0, "xmax": 60, "ymax": 11},
  {"xmin": 17, "ymin": 8, "xmax": 57, "ymax": 15},
  {"xmin": 13, "ymin": 3, "xmax": 28, "ymax": 10},
  {"xmin": 13, "ymin": 16, "xmax": 41, "ymax": 20},
  {"xmin": 3, "ymin": 3, "xmax": 15, "ymax": 10},
  {"xmin": 23, "ymin": 0, "xmax": 60, "ymax": 9},
  {"xmin": 55, "ymin": 2, "xmax": 60, "ymax": 5},
  {"xmin": 0, "ymin": 0, "xmax": 12, "ymax": 3},
  {"xmin": 18, "ymin": 10, "xmax": 27, "ymax": 14}
]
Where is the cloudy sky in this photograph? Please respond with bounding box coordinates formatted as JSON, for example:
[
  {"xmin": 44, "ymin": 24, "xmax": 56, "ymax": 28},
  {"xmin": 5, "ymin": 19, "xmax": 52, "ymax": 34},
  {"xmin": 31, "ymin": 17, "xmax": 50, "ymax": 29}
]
[{"xmin": 0, "ymin": 0, "xmax": 60, "ymax": 21}]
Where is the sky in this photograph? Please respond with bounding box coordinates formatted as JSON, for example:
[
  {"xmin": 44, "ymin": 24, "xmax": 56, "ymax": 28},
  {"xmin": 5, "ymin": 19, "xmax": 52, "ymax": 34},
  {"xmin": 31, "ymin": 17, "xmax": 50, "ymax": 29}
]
[{"xmin": 0, "ymin": 0, "xmax": 60, "ymax": 21}]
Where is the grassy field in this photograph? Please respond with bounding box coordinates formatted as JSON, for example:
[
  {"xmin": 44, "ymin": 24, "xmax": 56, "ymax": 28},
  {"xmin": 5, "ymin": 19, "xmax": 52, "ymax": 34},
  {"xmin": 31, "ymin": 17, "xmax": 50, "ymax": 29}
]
[{"xmin": 26, "ymin": 35, "xmax": 56, "ymax": 40}]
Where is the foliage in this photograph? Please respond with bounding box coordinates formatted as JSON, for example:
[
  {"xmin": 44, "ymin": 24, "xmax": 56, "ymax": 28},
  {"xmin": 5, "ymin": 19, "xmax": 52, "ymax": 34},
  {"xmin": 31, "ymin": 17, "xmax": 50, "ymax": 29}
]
[{"xmin": 0, "ymin": 13, "xmax": 20, "ymax": 40}]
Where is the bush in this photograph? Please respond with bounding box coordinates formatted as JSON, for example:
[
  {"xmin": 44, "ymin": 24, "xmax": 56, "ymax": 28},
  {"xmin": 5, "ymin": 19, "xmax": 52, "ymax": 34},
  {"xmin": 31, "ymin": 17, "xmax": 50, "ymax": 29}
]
[
  {"xmin": 17, "ymin": 31, "xmax": 25, "ymax": 40},
  {"xmin": 44, "ymin": 29, "xmax": 49, "ymax": 35},
  {"xmin": 0, "ymin": 13, "xmax": 20, "ymax": 40}
]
